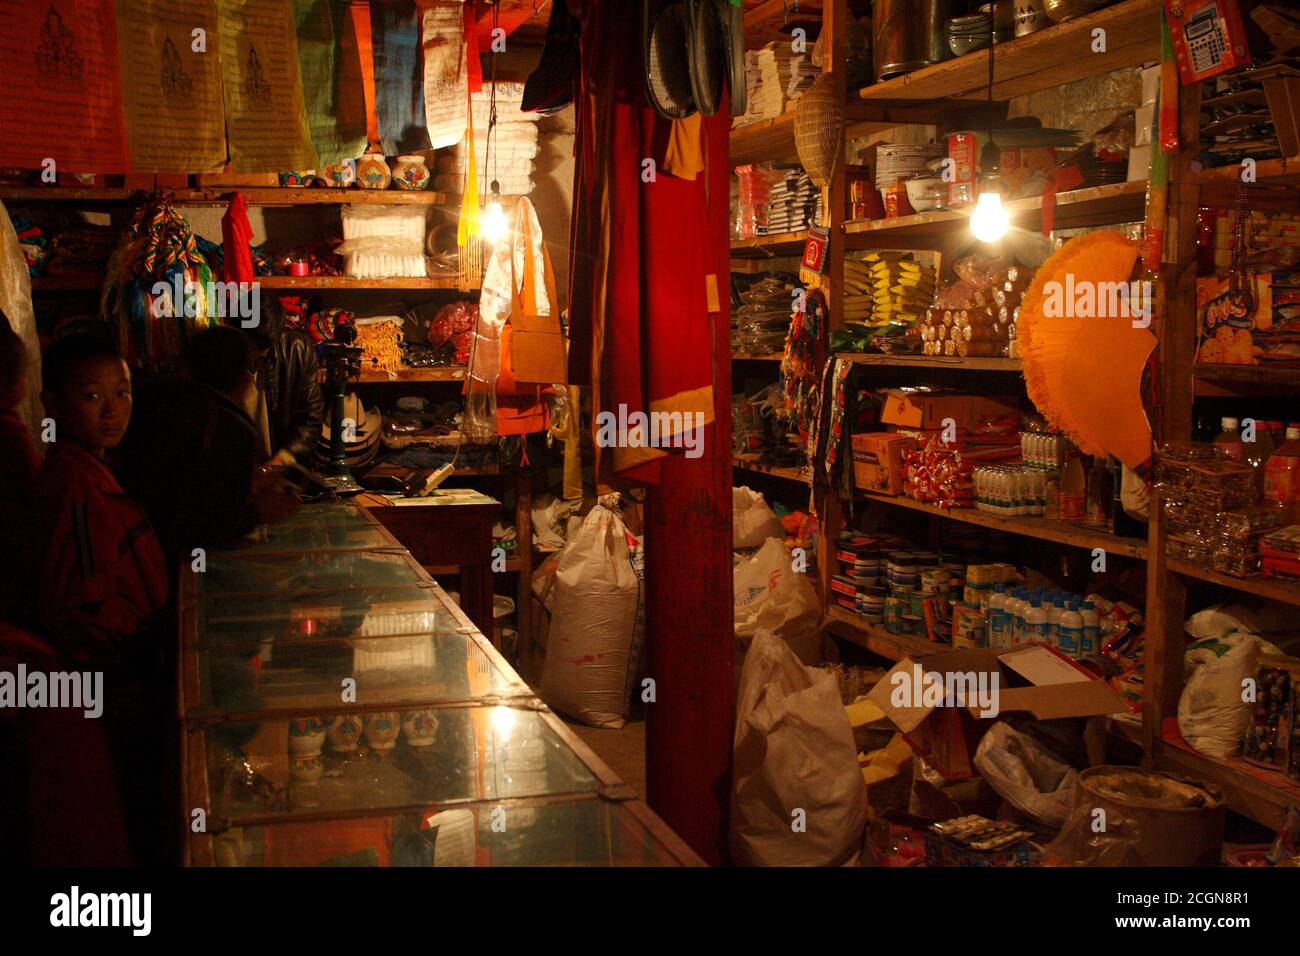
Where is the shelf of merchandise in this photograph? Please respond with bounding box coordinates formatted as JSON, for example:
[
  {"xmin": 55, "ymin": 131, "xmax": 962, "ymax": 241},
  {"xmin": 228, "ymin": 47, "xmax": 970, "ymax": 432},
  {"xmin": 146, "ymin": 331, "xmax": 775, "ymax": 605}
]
[
  {"xmin": 1195, "ymin": 154, "xmax": 1300, "ymax": 187},
  {"xmin": 843, "ymin": 180, "xmax": 1148, "ymax": 241},
  {"xmin": 355, "ymin": 367, "xmax": 467, "ymax": 383},
  {"xmin": 730, "ymin": 230, "xmax": 808, "ymax": 258},
  {"xmin": 0, "ymin": 185, "xmax": 451, "ymax": 206},
  {"xmin": 855, "ymin": 489, "xmax": 1148, "ymax": 559},
  {"xmin": 1167, "ymin": 558, "xmax": 1300, "ymax": 608},
  {"xmin": 834, "ymin": 352, "xmax": 1021, "ymax": 372},
  {"xmin": 733, "ymin": 455, "xmax": 809, "ymax": 485},
  {"xmin": 824, "ymin": 605, "xmax": 938, "ymax": 663},
  {"xmin": 1192, "ymin": 364, "xmax": 1300, "ymax": 392},
  {"xmin": 854, "ymin": 0, "xmax": 1161, "ymax": 110},
  {"xmin": 1154, "ymin": 731, "xmax": 1299, "ymax": 832},
  {"xmin": 257, "ymin": 275, "xmax": 468, "ymax": 290},
  {"xmin": 732, "ymin": 352, "xmax": 783, "ymax": 361},
  {"xmin": 730, "ymin": 107, "xmax": 896, "ymax": 167}
]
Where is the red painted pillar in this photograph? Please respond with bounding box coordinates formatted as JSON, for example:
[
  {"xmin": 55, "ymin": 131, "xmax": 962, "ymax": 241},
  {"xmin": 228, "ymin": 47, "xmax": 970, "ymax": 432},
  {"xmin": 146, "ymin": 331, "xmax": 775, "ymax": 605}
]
[{"xmin": 644, "ymin": 105, "xmax": 734, "ymax": 865}]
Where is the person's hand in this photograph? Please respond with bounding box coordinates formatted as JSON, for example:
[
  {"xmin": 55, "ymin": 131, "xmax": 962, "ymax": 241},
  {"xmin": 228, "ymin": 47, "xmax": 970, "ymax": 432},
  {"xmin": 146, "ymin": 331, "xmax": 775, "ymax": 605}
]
[{"xmin": 250, "ymin": 465, "xmax": 300, "ymax": 524}]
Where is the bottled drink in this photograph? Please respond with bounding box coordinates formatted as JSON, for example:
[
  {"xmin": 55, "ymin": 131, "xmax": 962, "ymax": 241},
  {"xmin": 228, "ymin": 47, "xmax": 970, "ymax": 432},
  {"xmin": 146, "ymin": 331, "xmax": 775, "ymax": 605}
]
[
  {"xmin": 1079, "ymin": 601, "xmax": 1100, "ymax": 656},
  {"xmin": 1024, "ymin": 597, "xmax": 1048, "ymax": 645},
  {"xmin": 1086, "ymin": 456, "xmax": 1115, "ymax": 529},
  {"xmin": 1059, "ymin": 451, "xmax": 1086, "ymax": 521},
  {"xmin": 1058, "ymin": 601, "xmax": 1083, "ymax": 658},
  {"xmin": 1046, "ymin": 593, "xmax": 1064, "ymax": 648},
  {"xmin": 1008, "ymin": 589, "xmax": 1026, "ymax": 645},
  {"xmin": 987, "ymin": 584, "xmax": 1008, "ymax": 649},
  {"xmin": 1214, "ymin": 416, "xmax": 1245, "ymax": 462},
  {"xmin": 1264, "ymin": 425, "xmax": 1300, "ymax": 525}
]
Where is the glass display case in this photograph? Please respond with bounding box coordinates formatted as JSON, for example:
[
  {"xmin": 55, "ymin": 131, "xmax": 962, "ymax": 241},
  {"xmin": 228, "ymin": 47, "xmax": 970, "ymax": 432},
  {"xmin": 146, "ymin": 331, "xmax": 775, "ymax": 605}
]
[{"xmin": 179, "ymin": 501, "xmax": 700, "ymax": 867}]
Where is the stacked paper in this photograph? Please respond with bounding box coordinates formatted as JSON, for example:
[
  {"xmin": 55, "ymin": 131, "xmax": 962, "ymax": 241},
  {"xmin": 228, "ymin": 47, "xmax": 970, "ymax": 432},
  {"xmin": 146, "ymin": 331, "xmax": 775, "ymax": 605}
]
[{"xmin": 735, "ymin": 43, "xmax": 816, "ymax": 127}]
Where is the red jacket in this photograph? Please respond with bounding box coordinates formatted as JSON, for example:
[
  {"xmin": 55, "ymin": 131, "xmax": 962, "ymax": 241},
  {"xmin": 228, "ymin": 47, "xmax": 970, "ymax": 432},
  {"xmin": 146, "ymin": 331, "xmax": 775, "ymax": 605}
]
[{"xmin": 35, "ymin": 441, "xmax": 169, "ymax": 655}]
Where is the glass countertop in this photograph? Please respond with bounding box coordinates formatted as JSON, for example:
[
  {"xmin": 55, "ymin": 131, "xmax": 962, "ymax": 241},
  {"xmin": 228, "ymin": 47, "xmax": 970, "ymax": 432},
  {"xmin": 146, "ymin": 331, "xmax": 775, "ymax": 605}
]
[
  {"xmin": 209, "ymin": 795, "xmax": 685, "ymax": 867},
  {"xmin": 202, "ymin": 705, "xmax": 600, "ymax": 823},
  {"xmin": 222, "ymin": 522, "xmax": 398, "ymax": 555},
  {"xmin": 196, "ymin": 550, "xmax": 424, "ymax": 597}
]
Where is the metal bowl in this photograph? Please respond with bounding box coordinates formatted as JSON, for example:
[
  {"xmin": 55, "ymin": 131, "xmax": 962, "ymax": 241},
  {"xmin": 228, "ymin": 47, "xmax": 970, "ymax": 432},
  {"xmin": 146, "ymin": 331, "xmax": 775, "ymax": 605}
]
[
  {"xmin": 1042, "ymin": 0, "xmax": 1090, "ymax": 23},
  {"xmin": 1014, "ymin": 0, "xmax": 1047, "ymax": 36}
]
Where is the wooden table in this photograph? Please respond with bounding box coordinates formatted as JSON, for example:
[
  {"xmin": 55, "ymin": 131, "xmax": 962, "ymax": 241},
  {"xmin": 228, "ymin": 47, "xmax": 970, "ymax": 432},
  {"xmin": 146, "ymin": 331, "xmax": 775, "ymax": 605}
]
[{"xmin": 356, "ymin": 490, "xmax": 500, "ymax": 644}]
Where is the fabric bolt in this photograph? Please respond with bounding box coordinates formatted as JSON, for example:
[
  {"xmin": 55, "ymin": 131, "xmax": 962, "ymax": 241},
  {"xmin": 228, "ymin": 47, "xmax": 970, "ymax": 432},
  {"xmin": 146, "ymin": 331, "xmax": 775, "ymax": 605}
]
[
  {"xmin": 294, "ymin": 0, "xmax": 367, "ymax": 166},
  {"xmin": 370, "ymin": 0, "xmax": 432, "ymax": 155},
  {"xmin": 350, "ymin": 0, "xmax": 380, "ymax": 145},
  {"xmin": 220, "ymin": 194, "xmax": 254, "ymax": 285}
]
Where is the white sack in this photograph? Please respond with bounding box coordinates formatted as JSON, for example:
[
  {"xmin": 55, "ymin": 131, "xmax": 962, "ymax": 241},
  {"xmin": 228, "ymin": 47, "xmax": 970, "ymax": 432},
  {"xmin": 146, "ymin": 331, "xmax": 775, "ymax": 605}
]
[
  {"xmin": 731, "ymin": 630, "xmax": 868, "ymax": 866},
  {"xmin": 540, "ymin": 505, "xmax": 644, "ymax": 729},
  {"xmin": 1178, "ymin": 606, "xmax": 1263, "ymax": 758},
  {"xmin": 733, "ymin": 537, "xmax": 820, "ymax": 664},
  {"xmin": 733, "ymin": 486, "xmax": 784, "ymax": 548}
]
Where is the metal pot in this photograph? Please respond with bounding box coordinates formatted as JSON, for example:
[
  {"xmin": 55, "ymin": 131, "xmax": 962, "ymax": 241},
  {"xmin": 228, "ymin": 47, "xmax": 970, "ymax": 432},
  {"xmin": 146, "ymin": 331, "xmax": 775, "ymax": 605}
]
[
  {"xmin": 1014, "ymin": 0, "xmax": 1048, "ymax": 37},
  {"xmin": 873, "ymin": 0, "xmax": 958, "ymax": 82}
]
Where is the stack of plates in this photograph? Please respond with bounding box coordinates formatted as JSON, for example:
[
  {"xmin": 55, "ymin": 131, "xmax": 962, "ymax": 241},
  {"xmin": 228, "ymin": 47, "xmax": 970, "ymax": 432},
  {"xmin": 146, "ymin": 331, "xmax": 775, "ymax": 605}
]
[
  {"xmin": 1075, "ymin": 157, "xmax": 1128, "ymax": 187},
  {"xmin": 947, "ymin": 13, "xmax": 993, "ymax": 57},
  {"xmin": 875, "ymin": 144, "xmax": 946, "ymax": 191},
  {"xmin": 316, "ymin": 392, "xmax": 382, "ymax": 471}
]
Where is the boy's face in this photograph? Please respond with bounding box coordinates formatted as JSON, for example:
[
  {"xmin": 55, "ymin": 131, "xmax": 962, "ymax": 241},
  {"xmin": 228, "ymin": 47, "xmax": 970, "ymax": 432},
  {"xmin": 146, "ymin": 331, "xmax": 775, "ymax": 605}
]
[{"xmin": 46, "ymin": 356, "xmax": 133, "ymax": 450}]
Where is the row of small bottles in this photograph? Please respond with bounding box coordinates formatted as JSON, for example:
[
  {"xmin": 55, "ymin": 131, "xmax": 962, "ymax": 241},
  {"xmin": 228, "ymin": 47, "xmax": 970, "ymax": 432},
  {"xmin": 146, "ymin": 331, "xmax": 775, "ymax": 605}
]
[
  {"xmin": 1213, "ymin": 417, "xmax": 1300, "ymax": 522},
  {"xmin": 986, "ymin": 583, "xmax": 1100, "ymax": 658}
]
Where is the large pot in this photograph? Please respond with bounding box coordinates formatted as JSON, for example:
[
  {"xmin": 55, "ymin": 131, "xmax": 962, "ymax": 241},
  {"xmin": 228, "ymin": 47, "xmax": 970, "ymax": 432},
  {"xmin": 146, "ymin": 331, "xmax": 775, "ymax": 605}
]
[
  {"xmin": 873, "ymin": 0, "xmax": 957, "ymax": 82},
  {"xmin": 1077, "ymin": 766, "xmax": 1226, "ymax": 867}
]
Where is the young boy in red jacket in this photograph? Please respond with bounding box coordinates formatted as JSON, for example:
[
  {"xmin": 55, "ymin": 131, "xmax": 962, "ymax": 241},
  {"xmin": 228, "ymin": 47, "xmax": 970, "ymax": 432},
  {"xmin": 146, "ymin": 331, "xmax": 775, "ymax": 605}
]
[{"xmin": 35, "ymin": 333, "xmax": 168, "ymax": 657}]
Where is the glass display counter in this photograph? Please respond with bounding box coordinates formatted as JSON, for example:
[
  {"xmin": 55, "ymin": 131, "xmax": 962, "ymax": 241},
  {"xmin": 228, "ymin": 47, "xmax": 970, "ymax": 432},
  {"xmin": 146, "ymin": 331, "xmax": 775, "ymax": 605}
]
[{"xmin": 179, "ymin": 501, "xmax": 700, "ymax": 867}]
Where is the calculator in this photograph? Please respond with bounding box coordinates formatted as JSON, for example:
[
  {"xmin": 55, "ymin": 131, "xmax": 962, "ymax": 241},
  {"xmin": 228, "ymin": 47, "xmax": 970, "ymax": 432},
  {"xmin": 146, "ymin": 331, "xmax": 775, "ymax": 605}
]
[{"xmin": 1166, "ymin": 0, "xmax": 1253, "ymax": 86}]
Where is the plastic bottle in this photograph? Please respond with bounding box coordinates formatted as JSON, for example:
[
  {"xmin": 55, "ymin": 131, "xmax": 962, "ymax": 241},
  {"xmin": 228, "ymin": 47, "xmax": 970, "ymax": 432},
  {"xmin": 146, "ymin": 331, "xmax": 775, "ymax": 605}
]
[
  {"xmin": 1243, "ymin": 417, "xmax": 1275, "ymax": 495},
  {"xmin": 1007, "ymin": 589, "xmax": 1026, "ymax": 645},
  {"xmin": 1045, "ymin": 592, "xmax": 1064, "ymax": 648},
  {"xmin": 1059, "ymin": 450, "xmax": 1086, "ymax": 520},
  {"xmin": 1263, "ymin": 425, "xmax": 1300, "ymax": 524},
  {"xmin": 1024, "ymin": 597, "xmax": 1048, "ymax": 645},
  {"xmin": 987, "ymin": 584, "xmax": 1008, "ymax": 649},
  {"xmin": 1058, "ymin": 601, "xmax": 1083, "ymax": 658},
  {"xmin": 1079, "ymin": 601, "xmax": 1100, "ymax": 657},
  {"xmin": 1214, "ymin": 416, "xmax": 1245, "ymax": 462}
]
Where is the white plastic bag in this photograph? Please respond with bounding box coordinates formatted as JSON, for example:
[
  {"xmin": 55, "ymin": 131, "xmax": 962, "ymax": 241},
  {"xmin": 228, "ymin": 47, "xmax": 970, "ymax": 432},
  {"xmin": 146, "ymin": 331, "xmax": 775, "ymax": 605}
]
[
  {"xmin": 733, "ymin": 486, "xmax": 784, "ymax": 548},
  {"xmin": 972, "ymin": 723, "xmax": 1079, "ymax": 829},
  {"xmin": 730, "ymin": 631, "xmax": 868, "ymax": 866},
  {"xmin": 540, "ymin": 505, "xmax": 644, "ymax": 728},
  {"xmin": 733, "ymin": 538, "xmax": 820, "ymax": 664},
  {"xmin": 1178, "ymin": 607, "xmax": 1262, "ymax": 758}
]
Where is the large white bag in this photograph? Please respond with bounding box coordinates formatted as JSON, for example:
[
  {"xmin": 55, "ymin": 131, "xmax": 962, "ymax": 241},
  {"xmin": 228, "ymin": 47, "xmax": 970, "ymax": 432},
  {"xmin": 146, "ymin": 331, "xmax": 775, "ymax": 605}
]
[
  {"xmin": 733, "ymin": 538, "xmax": 820, "ymax": 664},
  {"xmin": 733, "ymin": 486, "xmax": 784, "ymax": 548},
  {"xmin": 540, "ymin": 506, "xmax": 644, "ymax": 729},
  {"xmin": 1178, "ymin": 606, "xmax": 1263, "ymax": 758},
  {"xmin": 973, "ymin": 722, "xmax": 1079, "ymax": 829},
  {"xmin": 730, "ymin": 630, "xmax": 868, "ymax": 866}
]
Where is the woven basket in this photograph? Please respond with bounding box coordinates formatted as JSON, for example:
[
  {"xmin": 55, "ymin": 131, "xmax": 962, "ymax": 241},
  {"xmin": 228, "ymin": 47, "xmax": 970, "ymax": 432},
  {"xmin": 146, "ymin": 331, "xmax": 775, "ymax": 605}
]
[{"xmin": 794, "ymin": 73, "xmax": 844, "ymax": 188}]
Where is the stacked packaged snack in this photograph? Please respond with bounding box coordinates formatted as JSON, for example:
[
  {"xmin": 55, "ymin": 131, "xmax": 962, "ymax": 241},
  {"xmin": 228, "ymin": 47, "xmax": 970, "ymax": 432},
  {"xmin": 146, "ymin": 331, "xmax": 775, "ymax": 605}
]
[
  {"xmin": 841, "ymin": 253, "xmax": 935, "ymax": 341},
  {"xmin": 918, "ymin": 258, "xmax": 1031, "ymax": 359}
]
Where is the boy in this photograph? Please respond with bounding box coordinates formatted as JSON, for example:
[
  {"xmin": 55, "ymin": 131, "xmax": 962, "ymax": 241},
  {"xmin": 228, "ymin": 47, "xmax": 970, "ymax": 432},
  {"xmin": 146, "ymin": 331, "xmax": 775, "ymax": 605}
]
[{"xmin": 34, "ymin": 332, "xmax": 168, "ymax": 660}]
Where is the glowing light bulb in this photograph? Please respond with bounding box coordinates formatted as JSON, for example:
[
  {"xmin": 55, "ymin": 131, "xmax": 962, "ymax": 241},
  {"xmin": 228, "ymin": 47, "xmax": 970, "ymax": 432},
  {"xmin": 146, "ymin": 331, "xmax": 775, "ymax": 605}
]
[
  {"xmin": 482, "ymin": 199, "xmax": 509, "ymax": 245},
  {"xmin": 490, "ymin": 705, "xmax": 517, "ymax": 736},
  {"xmin": 970, "ymin": 189, "xmax": 1009, "ymax": 243}
]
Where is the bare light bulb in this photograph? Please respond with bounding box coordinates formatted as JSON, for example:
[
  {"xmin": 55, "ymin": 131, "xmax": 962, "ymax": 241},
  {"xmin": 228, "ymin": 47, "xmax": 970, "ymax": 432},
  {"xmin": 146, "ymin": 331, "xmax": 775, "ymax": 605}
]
[
  {"xmin": 482, "ymin": 198, "xmax": 509, "ymax": 245},
  {"xmin": 970, "ymin": 189, "xmax": 1009, "ymax": 243}
]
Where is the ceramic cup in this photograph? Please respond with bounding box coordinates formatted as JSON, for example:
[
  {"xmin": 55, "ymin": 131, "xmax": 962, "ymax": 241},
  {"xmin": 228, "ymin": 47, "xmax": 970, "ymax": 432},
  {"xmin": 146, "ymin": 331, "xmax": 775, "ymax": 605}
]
[
  {"xmin": 364, "ymin": 711, "xmax": 400, "ymax": 751},
  {"xmin": 288, "ymin": 717, "xmax": 327, "ymax": 756},
  {"xmin": 326, "ymin": 714, "xmax": 364, "ymax": 753},
  {"xmin": 401, "ymin": 709, "xmax": 439, "ymax": 747},
  {"xmin": 356, "ymin": 151, "xmax": 392, "ymax": 190},
  {"xmin": 290, "ymin": 752, "xmax": 325, "ymax": 784},
  {"xmin": 391, "ymin": 154, "xmax": 430, "ymax": 191},
  {"xmin": 278, "ymin": 170, "xmax": 315, "ymax": 188},
  {"xmin": 318, "ymin": 160, "xmax": 357, "ymax": 188}
]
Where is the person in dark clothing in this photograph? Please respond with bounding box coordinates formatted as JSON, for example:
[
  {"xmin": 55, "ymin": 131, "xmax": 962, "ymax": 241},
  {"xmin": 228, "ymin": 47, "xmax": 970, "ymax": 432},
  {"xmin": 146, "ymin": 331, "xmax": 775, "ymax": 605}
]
[
  {"xmin": 247, "ymin": 299, "xmax": 325, "ymax": 467},
  {"xmin": 117, "ymin": 326, "xmax": 299, "ymax": 571},
  {"xmin": 0, "ymin": 310, "xmax": 39, "ymax": 627}
]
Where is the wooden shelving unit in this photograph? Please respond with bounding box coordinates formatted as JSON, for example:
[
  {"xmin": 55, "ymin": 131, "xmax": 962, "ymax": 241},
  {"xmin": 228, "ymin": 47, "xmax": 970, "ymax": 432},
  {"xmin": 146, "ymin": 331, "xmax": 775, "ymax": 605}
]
[
  {"xmin": 824, "ymin": 605, "xmax": 937, "ymax": 663},
  {"xmin": 731, "ymin": 352, "xmax": 783, "ymax": 362},
  {"xmin": 730, "ymin": 229, "xmax": 808, "ymax": 258},
  {"xmin": 257, "ymin": 275, "xmax": 467, "ymax": 291},
  {"xmin": 835, "ymin": 352, "xmax": 1021, "ymax": 372},
  {"xmin": 733, "ymin": 455, "xmax": 809, "ymax": 485},
  {"xmin": 356, "ymin": 366, "xmax": 467, "ymax": 383},
  {"xmin": 0, "ymin": 185, "xmax": 450, "ymax": 205},
  {"xmin": 1168, "ymin": 559, "xmax": 1300, "ymax": 607},
  {"xmin": 855, "ymin": 490, "xmax": 1148, "ymax": 559}
]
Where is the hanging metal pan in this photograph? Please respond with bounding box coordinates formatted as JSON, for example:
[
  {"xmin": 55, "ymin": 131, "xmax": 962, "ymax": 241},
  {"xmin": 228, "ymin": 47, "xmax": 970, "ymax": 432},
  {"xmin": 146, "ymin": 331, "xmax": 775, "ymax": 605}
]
[
  {"xmin": 686, "ymin": 0, "xmax": 726, "ymax": 116},
  {"xmin": 643, "ymin": 0, "xmax": 697, "ymax": 119}
]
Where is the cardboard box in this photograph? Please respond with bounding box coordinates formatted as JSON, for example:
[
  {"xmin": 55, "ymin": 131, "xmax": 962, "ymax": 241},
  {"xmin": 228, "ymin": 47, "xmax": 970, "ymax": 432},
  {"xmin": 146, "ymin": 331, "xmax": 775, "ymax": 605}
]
[
  {"xmin": 867, "ymin": 645, "xmax": 1127, "ymax": 781},
  {"xmin": 878, "ymin": 388, "xmax": 1016, "ymax": 432},
  {"xmin": 852, "ymin": 432, "xmax": 915, "ymax": 495}
]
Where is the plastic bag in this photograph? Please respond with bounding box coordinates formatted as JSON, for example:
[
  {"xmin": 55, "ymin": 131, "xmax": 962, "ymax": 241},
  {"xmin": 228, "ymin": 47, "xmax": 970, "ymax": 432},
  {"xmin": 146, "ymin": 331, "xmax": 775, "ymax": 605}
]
[
  {"xmin": 972, "ymin": 723, "xmax": 1079, "ymax": 829},
  {"xmin": 733, "ymin": 486, "xmax": 784, "ymax": 548},
  {"xmin": 1177, "ymin": 608, "xmax": 1262, "ymax": 758},
  {"xmin": 733, "ymin": 538, "xmax": 820, "ymax": 664},
  {"xmin": 539, "ymin": 505, "xmax": 645, "ymax": 728},
  {"xmin": 730, "ymin": 630, "xmax": 869, "ymax": 866},
  {"xmin": 1044, "ymin": 800, "xmax": 1144, "ymax": 866}
]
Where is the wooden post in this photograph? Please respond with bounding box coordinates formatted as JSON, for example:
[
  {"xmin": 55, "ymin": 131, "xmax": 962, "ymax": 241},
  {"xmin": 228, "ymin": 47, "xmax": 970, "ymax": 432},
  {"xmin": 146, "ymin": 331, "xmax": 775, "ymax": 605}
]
[{"xmin": 643, "ymin": 106, "xmax": 736, "ymax": 866}]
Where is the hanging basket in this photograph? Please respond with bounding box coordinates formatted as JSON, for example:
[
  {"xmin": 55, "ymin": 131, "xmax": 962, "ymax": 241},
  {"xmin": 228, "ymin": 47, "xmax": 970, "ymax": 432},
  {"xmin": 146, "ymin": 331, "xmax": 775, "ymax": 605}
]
[{"xmin": 794, "ymin": 73, "xmax": 844, "ymax": 189}]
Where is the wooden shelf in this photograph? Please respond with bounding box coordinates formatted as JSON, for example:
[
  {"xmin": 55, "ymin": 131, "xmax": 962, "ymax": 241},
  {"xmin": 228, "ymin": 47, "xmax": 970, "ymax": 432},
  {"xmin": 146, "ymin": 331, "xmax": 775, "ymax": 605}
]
[
  {"xmin": 257, "ymin": 275, "xmax": 468, "ymax": 290},
  {"xmin": 843, "ymin": 181, "xmax": 1147, "ymax": 243},
  {"xmin": 733, "ymin": 455, "xmax": 809, "ymax": 485},
  {"xmin": 1195, "ymin": 154, "xmax": 1300, "ymax": 187},
  {"xmin": 1156, "ymin": 731, "xmax": 1300, "ymax": 832},
  {"xmin": 0, "ymin": 186, "xmax": 450, "ymax": 206},
  {"xmin": 825, "ymin": 605, "xmax": 939, "ymax": 662},
  {"xmin": 1168, "ymin": 558, "xmax": 1300, "ymax": 608},
  {"xmin": 356, "ymin": 367, "xmax": 466, "ymax": 383},
  {"xmin": 732, "ymin": 352, "xmax": 783, "ymax": 361},
  {"xmin": 730, "ymin": 230, "xmax": 807, "ymax": 258},
  {"xmin": 836, "ymin": 352, "xmax": 1021, "ymax": 372},
  {"xmin": 856, "ymin": 489, "xmax": 1148, "ymax": 559},
  {"xmin": 1193, "ymin": 364, "xmax": 1300, "ymax": 392},
  {"xmin": 856, "ymin": 0, "xmax": 1160, "ymax": 107},
  {"xmin": 730, "ymin": 108, "xmax": 895, "ymax": 166}
]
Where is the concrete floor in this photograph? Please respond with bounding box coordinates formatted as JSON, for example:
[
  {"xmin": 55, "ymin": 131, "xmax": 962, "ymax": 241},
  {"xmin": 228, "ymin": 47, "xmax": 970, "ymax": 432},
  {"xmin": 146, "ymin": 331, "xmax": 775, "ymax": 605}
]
[{"xmin": 562, "ymin": 711, "xmax": 647, "ymax": 798}]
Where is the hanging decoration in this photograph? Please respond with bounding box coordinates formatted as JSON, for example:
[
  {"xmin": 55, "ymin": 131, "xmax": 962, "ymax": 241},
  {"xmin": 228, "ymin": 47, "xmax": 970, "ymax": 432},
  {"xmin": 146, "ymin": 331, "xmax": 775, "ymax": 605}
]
[
  {"xmin": 421, "ymin": 1, "xmax": 469, "ymax": 149},
  {"xmin": 101, "ymin": 196, "xmax": 219, "ymax": 370},
  {"xmin": 1017, "ymin": 231, "xmax": 1156, "ymax": 470},
  {"xmin": 294, "ymin": 0, "xmax": 368, "ymax": 167},
  {"xmin": 370, "ymin": 0, "xmax": 432, "ymax": 155}
]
